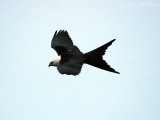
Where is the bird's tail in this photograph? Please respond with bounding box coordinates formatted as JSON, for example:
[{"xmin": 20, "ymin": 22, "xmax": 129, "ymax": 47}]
[{"xmin": 84, "ymin": 39, "xmax": 120, "ymax": 74}]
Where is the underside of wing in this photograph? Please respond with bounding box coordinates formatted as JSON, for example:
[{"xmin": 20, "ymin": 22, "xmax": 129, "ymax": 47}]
[{"xmin": 51, "ymin": 30, "xmax": 76, "ymax": 55}]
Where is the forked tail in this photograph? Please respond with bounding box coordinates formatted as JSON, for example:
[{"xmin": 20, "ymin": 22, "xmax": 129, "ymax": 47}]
[{"xmin": 84, "ymin": 39, "xmax": 120, "ymax": 74}]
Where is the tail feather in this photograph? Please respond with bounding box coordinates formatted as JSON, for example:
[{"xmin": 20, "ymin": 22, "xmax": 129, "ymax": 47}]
[{"xmin": 84, "ymin": 39, "xmax": 120, "ymax": 74}]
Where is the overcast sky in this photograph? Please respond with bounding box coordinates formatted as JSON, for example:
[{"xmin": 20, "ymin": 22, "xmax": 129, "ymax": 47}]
[{"xmin": 0, "ymin": 0, "xmax": 160, "ymax": 120}]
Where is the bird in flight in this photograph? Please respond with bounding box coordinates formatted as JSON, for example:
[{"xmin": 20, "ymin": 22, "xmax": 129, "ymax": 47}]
[{"xmin": 49, "ymin": 30, "xmax": 120, "ymax": 76}]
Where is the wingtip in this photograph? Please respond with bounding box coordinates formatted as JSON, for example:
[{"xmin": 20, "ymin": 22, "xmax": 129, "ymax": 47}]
[
  {"xmin": 54, "ymin": 30, "xmax": 57, "ymax": 36},
  {"xmin": 57, "ymin": 29, "xmax": 68, "ymax": 33}
]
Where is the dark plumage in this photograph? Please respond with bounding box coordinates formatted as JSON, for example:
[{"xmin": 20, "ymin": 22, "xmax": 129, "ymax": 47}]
[{"xmin": 49, "ymin": 30, "xmax": 120, "ymax": 75}]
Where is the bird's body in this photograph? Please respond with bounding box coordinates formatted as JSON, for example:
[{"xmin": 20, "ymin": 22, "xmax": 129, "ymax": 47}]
[{"xmin": 49, "ymin": 30, "xmax": 120, "ymax": 76}]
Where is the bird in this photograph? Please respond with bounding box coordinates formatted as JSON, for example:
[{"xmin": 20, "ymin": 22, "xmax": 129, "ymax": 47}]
[{"xmin": 49, "ymin": 30, "xmax": 120, "ymax": 76}]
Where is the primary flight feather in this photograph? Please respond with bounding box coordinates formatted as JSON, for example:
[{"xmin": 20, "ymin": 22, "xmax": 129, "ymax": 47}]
[{"xmin": 49, "ymin": 30, "xmax": 120, "ymax": 76}]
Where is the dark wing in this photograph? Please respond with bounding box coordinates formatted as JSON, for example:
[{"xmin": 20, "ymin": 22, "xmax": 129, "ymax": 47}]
[
  {"xmin": 57, "ymin": 46, "xmax": 85, "ymax": 76},
  {"xmin": 51, "ymin": 30, "xmax": 76, "ymax": 55}
]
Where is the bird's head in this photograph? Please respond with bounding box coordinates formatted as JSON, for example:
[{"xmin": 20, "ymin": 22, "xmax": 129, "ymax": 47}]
[
  {"xmin": 48, "ymin": 61, "xmax": 54, "ymax": 67},
  {"xmin": 49, "ymin": 56, "xmax": 61, "ymax": 67}
]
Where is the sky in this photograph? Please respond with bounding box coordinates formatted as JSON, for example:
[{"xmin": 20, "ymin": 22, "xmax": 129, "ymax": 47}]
[{"xmin": 0, "ymin": 0, "xmax": 160, "ymax": 120}]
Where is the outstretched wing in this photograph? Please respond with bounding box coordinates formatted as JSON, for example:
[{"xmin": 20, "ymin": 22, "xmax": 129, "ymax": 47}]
[{"xmin": 51, "ymin": 30, "xmax": 77, "ymax": 55}]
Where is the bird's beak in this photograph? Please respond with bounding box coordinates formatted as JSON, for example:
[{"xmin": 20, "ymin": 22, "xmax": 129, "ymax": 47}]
[{"xmin": 48, "ymin": 62, "xmax": 52, "ymax": 67}]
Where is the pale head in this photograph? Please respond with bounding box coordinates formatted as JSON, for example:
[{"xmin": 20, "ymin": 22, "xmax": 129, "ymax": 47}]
[{"xmin": 48, "ymin": 56, "xmax": 61, "ymax": 67}]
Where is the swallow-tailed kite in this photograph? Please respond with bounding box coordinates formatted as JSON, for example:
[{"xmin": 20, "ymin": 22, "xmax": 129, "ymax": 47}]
[{"xmin": 49, "ymin": 30, "xmax": 120, "ymax": 76}]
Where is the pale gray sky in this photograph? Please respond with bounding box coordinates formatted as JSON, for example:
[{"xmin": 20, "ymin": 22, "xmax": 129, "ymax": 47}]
[{"xmin": 0, "ymin": 0, "xmax": 160, "ymax": 120}]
